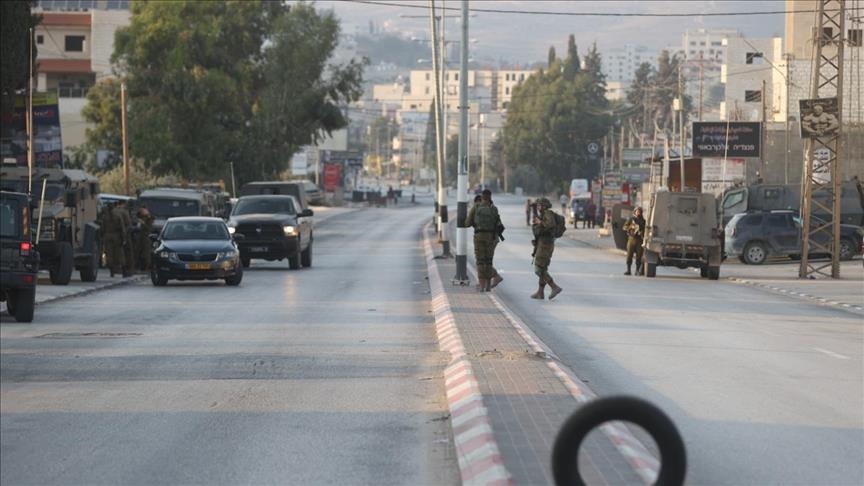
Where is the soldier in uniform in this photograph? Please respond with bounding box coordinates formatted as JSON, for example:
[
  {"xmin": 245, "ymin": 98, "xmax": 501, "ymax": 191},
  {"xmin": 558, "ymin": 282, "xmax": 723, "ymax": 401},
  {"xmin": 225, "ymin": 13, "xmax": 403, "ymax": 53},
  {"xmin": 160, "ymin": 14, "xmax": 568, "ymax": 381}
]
[
  {"xmin": 109, "ymin": 199, "xmax": 133, "ymax": 277},
  {"xmin": 133, "ymin": 205, "xmax": 154, "ymax": 271},
  {"xmin": 622, "ymin": 206, "xmax": 646, "ymax": 275},
  {"xmin": 530, "ymin": 197, "xmax": 563, "ymax": 300},
  {"xmin": 466, "ymin": 189, "xmax": 503, "ymax": 291}
]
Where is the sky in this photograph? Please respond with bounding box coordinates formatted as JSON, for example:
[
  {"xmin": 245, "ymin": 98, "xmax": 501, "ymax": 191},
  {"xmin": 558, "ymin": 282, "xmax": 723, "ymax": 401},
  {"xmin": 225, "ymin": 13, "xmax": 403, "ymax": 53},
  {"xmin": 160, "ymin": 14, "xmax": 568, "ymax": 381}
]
[{"xmin": 311, "ymin": 0, "xmax": 788, "ymax": 64}]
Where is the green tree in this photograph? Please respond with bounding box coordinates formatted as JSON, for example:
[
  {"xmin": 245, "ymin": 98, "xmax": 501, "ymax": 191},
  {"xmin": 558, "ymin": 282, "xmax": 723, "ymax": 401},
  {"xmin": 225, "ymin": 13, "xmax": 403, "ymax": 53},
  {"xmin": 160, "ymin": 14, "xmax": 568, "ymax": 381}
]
[
  {"xmin": 0, "ymin": 1, "xmax": 40, "ymax": 139},
  {"xmin": 626, "ymin": 62, "xmax": 655, "ymax": 133},
  {"xmin": 83, "ymin": 1, "xmax": 365, "ymax": 185}
]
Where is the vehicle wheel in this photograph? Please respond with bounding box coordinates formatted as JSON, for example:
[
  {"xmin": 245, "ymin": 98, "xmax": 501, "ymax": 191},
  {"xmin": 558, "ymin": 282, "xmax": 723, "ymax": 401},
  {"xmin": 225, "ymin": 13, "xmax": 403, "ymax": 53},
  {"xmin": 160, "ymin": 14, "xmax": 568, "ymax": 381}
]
[
  {"xmin": 301, "ymin": 240, "xmax": 312, "ymax": 267},
  {"xmin": 288, "ymin": 241, "xmax": 301, "ymax": 269},
  {"xmin": 12, "ymin": 288, "xmax": 35, "ymax": 322},
  {"xmin": 6, "ymin": 290, "xmax": 17, "ymax": 316},
  {"xmin": 79, "ymin": 244, "xmax": 100, "ymax": 282},
  {"xmin": 646, "ymin": 262, "xmax": 657, "ymax": 278},
  {"xmin": 241, "ymin": 255, "xmax": 251, "ymax": 268},
  {"xmin": 150, "ymin": 268, "xmax": 168, "ymax": 286},
  {"xmin": 700, "ymin": 266, "xmax": 708, "ymax": 278},
  {"xmin": 743, "ymin": 241, "xmax": 767, "ymax": 265},
  {"xmin": 225, "ymin": 265, "xmax": 243, "ymax": 286},
  {"xmin": 707, "ymin": 266, "xmax": 720, "ymax": 280},
  {"xmin": 788, "ymin": 254, "xmax": 801, "ymax": 261},
  {"xmin": 49, "ymin": 242, "xmax": 74, "ymax": 285},
  {"xmin": 839, "ymin": 238, "xmax": 856, "ymax": 261}
]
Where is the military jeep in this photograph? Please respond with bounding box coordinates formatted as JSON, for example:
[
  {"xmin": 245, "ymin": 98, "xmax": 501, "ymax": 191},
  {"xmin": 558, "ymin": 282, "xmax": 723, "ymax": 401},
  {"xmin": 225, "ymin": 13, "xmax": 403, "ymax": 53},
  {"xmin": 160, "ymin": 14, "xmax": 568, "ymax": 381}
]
[
  {"xmin": 643, "ymin": 191, "xmax": 723, "ymax": 280},
  {"xmin": 1, "ymin": 190, "xmax": 39, "ymax": 322},
  {"xmin": 0, "ymin": 165, "xmax": 101, "ymax": 285}
]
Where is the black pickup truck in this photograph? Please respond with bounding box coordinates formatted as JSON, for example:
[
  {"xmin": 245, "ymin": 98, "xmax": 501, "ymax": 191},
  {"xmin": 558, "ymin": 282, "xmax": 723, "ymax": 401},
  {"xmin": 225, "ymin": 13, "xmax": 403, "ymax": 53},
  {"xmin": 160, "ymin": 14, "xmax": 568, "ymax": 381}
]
[
  {"xmin": 1, "ymin": 191, "xmax": 39, "ymax": 322},
  {"xmin": 226, "ymin": 195, "xmax": 313, "ymax": 269}
]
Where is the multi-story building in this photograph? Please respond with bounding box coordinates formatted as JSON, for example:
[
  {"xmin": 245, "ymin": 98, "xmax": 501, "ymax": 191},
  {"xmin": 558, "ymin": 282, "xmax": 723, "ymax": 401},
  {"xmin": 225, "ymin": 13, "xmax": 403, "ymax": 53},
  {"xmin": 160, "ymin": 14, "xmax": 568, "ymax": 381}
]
[
  {"xmin": 33, "ymin": 0, "xmax": 131, "ymax": 151},
  {"xmin": 720, "ymin": 35, "xmax": 782, "ymax": 122},
  {"xmin": 602, "ymin": 44, "xmax": 655, "ymax": 83}
]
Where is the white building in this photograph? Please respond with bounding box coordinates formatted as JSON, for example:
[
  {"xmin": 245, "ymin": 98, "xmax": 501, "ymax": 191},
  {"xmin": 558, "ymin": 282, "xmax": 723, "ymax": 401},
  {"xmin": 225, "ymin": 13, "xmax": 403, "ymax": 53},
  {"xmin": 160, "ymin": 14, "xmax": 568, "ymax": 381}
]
[
  {"xmin": 602, "ymin": 44, "xmax": 655, "ymax": 83},
  {"xmin": 720, "ymin": 35, "xmax": 782, "ymax": 121}
]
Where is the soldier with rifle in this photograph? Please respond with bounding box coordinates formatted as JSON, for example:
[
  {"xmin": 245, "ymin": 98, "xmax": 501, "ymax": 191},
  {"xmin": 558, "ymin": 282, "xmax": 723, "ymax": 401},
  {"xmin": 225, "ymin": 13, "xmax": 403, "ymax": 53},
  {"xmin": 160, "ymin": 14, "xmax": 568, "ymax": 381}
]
[
  {"xmin": 466, "ymin": 189, "xmax": 504, "ymax": 291},
  {"xmin": 530, "ymin": 198, "xmax": 563, "ymax": 300}
]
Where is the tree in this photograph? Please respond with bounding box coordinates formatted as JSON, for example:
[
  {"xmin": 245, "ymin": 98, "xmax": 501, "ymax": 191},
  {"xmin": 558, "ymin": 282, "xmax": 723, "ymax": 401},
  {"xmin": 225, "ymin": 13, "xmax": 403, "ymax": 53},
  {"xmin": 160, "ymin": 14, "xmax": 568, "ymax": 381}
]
[
  {"xmin": 626, "ymin": 62, "xmax": 655, "ymax": 134},
  {"xmin": 83, "ymin": 1, "xmax": 366, "ymax": 185},
  {"xmin": 0, "ymin": 1, "xmax": 40, "ymax": 140},
  {"xmin": 365, "ymin": 116, "xmax": 399, "ymax": 175}
]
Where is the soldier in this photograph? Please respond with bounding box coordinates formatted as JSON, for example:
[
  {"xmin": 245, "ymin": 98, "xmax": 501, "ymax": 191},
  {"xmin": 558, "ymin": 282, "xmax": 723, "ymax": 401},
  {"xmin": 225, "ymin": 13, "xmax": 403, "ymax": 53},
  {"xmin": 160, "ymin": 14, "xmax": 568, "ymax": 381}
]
[
  {"xmin": 530, "ymin": 197, "xmax": 563, "ymax": 299},
  {"xmin": 622, "ymin": 206, "xmax": 646, "ymax": 275},
  {"xmin": 134, "ymin": 205, "xmax": 154, "ymax": 271},
  {"xmin": 466, "ymin": 189, "xmax": 503, "ymax": 291},
  {"xmin": 110, "ymin": 199, "xmax": 133, "ymax": 277}
]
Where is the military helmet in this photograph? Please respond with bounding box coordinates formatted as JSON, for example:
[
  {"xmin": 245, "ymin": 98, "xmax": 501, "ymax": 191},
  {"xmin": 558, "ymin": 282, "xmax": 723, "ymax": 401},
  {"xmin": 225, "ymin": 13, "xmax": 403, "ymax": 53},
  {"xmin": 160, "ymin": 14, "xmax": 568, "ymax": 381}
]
[{"xmin": 536, "ymin": 197, "xmax": 551, "ymax": 207}]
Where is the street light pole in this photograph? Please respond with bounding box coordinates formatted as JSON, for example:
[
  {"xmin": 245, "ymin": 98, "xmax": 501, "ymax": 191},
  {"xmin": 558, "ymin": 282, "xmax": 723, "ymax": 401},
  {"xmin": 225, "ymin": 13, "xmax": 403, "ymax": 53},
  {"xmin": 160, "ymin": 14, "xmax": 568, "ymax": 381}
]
[{"xmin": 454, "ymin": 0, "xmax": 469, "ymax": 283}]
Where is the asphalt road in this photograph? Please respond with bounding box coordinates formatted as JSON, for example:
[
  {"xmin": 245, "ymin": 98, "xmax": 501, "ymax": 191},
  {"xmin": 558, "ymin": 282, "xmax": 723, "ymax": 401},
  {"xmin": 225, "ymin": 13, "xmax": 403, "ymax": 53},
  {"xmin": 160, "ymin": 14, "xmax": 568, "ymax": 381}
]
[{"xmin": 1, "ymin": 202, "xmax": 458, "ymax": 485}]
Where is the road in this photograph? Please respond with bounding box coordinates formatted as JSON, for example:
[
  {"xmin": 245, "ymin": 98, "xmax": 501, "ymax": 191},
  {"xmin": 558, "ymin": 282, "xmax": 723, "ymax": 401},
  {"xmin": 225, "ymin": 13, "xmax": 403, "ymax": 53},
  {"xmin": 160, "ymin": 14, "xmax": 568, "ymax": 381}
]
[
  {"xmin": 1, "ymin": 203, "xmax": 458, "ymax": 485},
  {"xmin": 2, "ymin": 192, "xmax": 862, "ymax": 485}
]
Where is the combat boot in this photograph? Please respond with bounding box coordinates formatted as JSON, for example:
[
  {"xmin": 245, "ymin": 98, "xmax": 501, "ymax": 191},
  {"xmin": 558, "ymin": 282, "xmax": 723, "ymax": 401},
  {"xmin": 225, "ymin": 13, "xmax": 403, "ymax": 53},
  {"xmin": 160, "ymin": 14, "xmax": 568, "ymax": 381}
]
[
  {"xmin": 624, "ymin": 266, "xmax": 631, "ymax": 276},
  {"xmin": 548, "ymin": 280, "xmax": 563, "ymax": 300},
  {"xmin": 530, "ymin": 284, "xmax": 545, "ymax": 299},
  {"xmin": 490, "ymin": 273, "xmax": 504, "ymax": 289},
  {"xmin": 476, "ymin": 278, "xmax": 488, "ymax": 292}
]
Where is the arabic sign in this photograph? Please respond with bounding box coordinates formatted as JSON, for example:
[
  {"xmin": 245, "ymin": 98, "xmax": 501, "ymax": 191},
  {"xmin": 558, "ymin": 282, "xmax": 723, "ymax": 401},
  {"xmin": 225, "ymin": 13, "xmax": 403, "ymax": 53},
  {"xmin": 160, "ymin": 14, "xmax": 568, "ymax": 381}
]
[
  {"xmin": 692, "ymin": 122, "xmax": 761, "ymax": 158},
  {"xmin": 0, "ymin": 92, "xmax": 63, "ymax": 167}
]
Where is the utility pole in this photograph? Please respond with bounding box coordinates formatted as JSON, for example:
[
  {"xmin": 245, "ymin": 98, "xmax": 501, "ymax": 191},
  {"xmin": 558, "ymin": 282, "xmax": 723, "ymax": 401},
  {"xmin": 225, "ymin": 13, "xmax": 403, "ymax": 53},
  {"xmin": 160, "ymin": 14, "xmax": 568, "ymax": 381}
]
[
  {"xmin": 121, "ymin": 82, "xmax": 130, "ymax": 196},
  {"xmin": 761, "ymin": 78, "xmax": 767, "ymax": 180},
  {"xmin": 27, "ymin": 27, "xmax": 34, "ymax": 195},
  {"xmin": 784, "ymin": 53, "xmax": 792, "ymax": 184},
  {"xmin": 453, "ymin": 0, "xmax": 469, "ymax": 283},
  {"xmin": 677, "ymin": 63, "xmax": 685, "ymax": 192},
  {"xmin": 698, "ymin": 55, "xmax": 704, "ymax": 121},
  {"xmin": 428, "ymin": 3, "xmax": 447, "ymax": 253},
  {"xmin": 800, "ymin": 0, "xmax": 844, "ymax": 279}
]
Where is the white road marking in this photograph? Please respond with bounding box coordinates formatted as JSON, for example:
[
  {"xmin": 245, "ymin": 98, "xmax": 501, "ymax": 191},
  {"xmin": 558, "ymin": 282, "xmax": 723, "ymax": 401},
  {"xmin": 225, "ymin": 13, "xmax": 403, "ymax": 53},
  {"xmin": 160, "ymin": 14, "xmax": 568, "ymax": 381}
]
[{"xmin": 814, "ymin": 347, "xmax": 851, "ymax": 360}]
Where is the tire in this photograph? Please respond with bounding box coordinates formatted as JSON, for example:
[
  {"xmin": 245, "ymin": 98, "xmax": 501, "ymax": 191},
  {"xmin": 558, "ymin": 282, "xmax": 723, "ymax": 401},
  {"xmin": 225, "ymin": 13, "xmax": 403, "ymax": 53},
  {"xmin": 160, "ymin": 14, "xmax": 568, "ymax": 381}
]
[
  {"xmin": 12, "ymin": 288, "xmax": 35, "ymax": 322},
  {"xmin": 79, "ymin": 244, "xmax": 100, "ymax": 282},
  {"xmin": 241, "ymin": 255, "xmax": 251, "ymax": 268},
  {"xmin": 225, "ymin": 265, "xmax": 243, "ymax": 286},
  {"xmin": 700, "ymin": 266, "xmax": 708, "ymax": 278},
  {"xmin": 6, "ymin": 290, "xmax": 17, "ymax": 316},
  {"xmin": 150, "ymin": 268, "xmax": 168, "ymax": 286},
  {"xmin": 839, "ymin": 238, "xmax": 856, "ymax": 261},
  {"xmin": 646, "ymin": 262, "xmax": 657, "ymax": 278},
  {"xmin": 49, "ymin": 242, "xmax": 74, "ymax": 285},
  {"xmin": 743, "ymin": 241, "xmax": 767, "ymax": 265},
  {"xmin": 707, "ymin": 265, "xmax": 720, "ymax": 280},
  {"xmin": 288, "ymin": 240, "xmax": 301, "ymax": 269},
  {"xmin": 301, "ymin": 240, "xmax": 312, "ymax": 268}
]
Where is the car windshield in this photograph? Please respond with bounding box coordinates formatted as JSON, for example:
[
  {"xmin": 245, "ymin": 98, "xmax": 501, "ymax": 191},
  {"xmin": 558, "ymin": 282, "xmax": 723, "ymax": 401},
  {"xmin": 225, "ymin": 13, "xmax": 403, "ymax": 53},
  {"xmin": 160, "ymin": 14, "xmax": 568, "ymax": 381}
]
[
  {"xmin": 0, "ymin": 181, "xmax": 64, "ymax": 202},
  {"xmin": 161, "ymin": 221, "xmax": 229, "ymax": 240},
  {"xmin": 232, "ymin": 198, "xmax": 295, "ymax": 215},
  {"xmin": 141, "ymin": 198, "xmax": 200, "ymax": 218}
]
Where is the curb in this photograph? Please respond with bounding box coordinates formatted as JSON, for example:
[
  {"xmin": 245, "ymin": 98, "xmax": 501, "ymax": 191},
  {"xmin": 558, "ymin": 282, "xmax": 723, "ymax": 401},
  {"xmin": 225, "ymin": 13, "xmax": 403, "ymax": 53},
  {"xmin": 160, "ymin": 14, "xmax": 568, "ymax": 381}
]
[
  {"xmin": 423, "ymin": 224, "xmax": 513, "ymax": 486},
  {"xmin": 727, "ymin": 276, "xmax": 864, "ymax": 314},
  {"xmin": 36, "ymin": 275, "xmax": 148, "ymax": 306}
]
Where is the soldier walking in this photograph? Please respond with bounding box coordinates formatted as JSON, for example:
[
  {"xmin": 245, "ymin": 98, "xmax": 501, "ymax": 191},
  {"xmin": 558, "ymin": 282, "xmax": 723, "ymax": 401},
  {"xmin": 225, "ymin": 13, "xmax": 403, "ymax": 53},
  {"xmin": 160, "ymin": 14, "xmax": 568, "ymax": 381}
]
[
  {"xmin": 110, "ymin": 199, "xmax": 133, "ymax": 277},
  {"xmin": 466, "ymin": 189, "xmax": 503, "ymax": 291},
  {"xmin": 134, "ymin": 205, "xmax": 154, "ymax": 271},
  {"xmin": 530, "ymin": 197, "xmax": 563, "ymax": 300},
  {"xmin": 623, "ymin": 206, "xmax": 646, "ymax": 275}
]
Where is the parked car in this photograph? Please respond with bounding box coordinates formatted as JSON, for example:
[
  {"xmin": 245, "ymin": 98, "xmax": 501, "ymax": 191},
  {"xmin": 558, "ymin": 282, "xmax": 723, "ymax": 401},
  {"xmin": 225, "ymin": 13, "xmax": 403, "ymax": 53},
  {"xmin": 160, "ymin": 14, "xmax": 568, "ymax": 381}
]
[
  {"xmin": 149, "ymin": 217, "xmax": 243, "ymax": 286},
  {"xmin": 227, "ymin": 195, "xmax": 313, "ymax": 269},
  {"xmin": 724, "ymin": 211, "xmax": 864, "ymax": 265},
  {"xmin": 300, "ymin": 180, "xmax": 324, "ymax": 206}
]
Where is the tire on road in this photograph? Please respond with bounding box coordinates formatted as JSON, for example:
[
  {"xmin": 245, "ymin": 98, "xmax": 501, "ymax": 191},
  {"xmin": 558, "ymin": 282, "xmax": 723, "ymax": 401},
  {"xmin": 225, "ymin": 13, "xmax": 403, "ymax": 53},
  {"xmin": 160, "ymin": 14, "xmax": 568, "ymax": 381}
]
[
  {"xmin": 49, "ymin": 242, "xmax": 74, "ymax": 285},
  {"xmin": 301, "ymin": 239, "xmax": 312, "ymax": 268},
  {"xmin": 80, "ymin": 244, "xmax": 100, "ymax": 282},
  {"xmin": 9, "ymin": 288, "xmax": 35, "ymax": 323},
  {"xmin": 743, "ymin": 241, "xmax": 767, "ymax": 265},
  {"xmin": 288, "ymin": 240, "xmax": 301, "ymax": 269},
  {"xmin": 225, "ymin": 265, "xmax": 243, "ymax": 286},
  {"xmin": 150, "ymin": 268, "xmax": 168, "ymax": 286}
]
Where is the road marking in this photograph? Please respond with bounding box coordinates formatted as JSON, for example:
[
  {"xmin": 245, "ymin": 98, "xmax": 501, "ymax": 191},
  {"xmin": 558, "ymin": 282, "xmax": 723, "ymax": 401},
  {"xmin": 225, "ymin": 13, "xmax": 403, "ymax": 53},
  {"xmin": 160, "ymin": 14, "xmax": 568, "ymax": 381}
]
[{"xmin": 814, "ymin": 347, "xmax": 851, "ymax": 360}]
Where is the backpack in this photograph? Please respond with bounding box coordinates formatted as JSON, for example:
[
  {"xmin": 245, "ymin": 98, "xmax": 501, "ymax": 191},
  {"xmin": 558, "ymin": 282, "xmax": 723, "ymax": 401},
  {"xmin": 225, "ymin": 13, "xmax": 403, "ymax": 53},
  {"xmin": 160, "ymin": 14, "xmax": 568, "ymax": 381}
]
[
  {"xmin": 552, "ymin": 211, "xmax": 566, "ymax": 238},
  {"xmin": 475, "ymin": 204, "xmax": 498, "ymax": 232}
]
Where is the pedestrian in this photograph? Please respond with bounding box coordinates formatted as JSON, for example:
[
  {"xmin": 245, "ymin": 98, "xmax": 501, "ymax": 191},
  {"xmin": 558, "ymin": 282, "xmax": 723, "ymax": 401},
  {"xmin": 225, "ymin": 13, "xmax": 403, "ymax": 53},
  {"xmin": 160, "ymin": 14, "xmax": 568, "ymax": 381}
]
[
  {"xmin": 134, "ymin": 205, "xmax": 154, "ymax": 271},
  {"xmin": 622, "ymin": 206, "xmax": 646, "ymax": 275},
  {"xmin": 570, "ymin": 198, "xmax": 580, "ymax": 228},
  {"xmin": 466, "ymin": 189, "xmax": 503, "ymax": 291},
  {"xmin": 530, "ymin": 197, "xmax": 563, "ymax": 299},
  {"xmin": 525, "ymin": 198, "xmax": 533, "ymax": 226},
  {"xmin": 559, "ymin": 193, "xmax": 568, "ymax": 215},
  {"xmin": 111, "ymin": 199, "xmax": 133, "ymax": 277},
  {"xmin": 585, "ymin": 200, "xmax": 596, "ymax": 229}
]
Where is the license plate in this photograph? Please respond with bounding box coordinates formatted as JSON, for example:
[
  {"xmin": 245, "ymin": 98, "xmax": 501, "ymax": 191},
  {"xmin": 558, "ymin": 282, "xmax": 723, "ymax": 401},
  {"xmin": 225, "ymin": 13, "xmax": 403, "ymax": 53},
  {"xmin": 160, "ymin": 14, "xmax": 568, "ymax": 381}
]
[
  {"xmin": 187, "ymin": 262, "xmax": 211, "ymax": 270},
  {"xmin": 249, "ymin": 246, "xmax": 268, "ymax": 252}
]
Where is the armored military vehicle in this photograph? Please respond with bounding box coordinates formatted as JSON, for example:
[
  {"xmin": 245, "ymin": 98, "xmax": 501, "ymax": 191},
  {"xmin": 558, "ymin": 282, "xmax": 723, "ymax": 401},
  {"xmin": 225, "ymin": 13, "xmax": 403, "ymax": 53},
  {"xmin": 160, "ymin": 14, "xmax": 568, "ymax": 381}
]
[
  {"xmin": 138, "ymin": 187, "xmax": 219, "ymax": 236},
  {"xmin": 1, "ymin": 190, "xmax": 39, "ymax": 322},
  {"xmin": 0, "ymin": 164, "xmax": 101, "ymax": 284},
  {"xmin": 643, "ymin": 191, "xmax": 723, "ymax": 280}
]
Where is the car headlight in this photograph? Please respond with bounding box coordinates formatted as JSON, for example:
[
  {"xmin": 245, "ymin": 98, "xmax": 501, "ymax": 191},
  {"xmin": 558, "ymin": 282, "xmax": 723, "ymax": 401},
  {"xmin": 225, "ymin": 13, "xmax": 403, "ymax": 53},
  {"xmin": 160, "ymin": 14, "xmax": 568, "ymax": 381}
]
[
  {"xmin": 217, "ymin": 249, "xmax": 237, "ymax": 259},
  {"xmin": 159, "ymin": 250, "xmax": 176, "ymax": 259},
  {"xmin": 283, "ymin": 225, "xmax": 297, "ymax": 236},
  {"xmin": 227, "ymin": 223, "xmax": 236, "ymax": 235}
]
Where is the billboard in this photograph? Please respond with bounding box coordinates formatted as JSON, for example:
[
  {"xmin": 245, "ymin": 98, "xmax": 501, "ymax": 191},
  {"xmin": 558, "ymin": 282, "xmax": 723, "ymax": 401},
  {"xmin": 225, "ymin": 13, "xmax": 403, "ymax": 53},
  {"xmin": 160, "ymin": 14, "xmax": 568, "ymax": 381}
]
[
  {"xmin": 692, "ymin": 122, "xmax": 761, "ymax": 158},
  {"xmin": 701, "ymin": 158, "xmax": 745, "ymax": 195},
  {"xmin": 799, "ymin": 97, "xmax": 839, "ymax": 138},
  {"xmin": 0, "ymin": 91, "xmax": 63, "ymax": 167}
]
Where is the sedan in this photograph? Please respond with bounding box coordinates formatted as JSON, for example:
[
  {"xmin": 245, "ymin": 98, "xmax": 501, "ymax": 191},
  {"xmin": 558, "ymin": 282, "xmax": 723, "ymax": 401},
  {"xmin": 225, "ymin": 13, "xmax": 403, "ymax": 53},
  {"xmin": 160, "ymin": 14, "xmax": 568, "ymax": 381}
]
[{"xmin": 149, "ymin": 217, "xmax": 243, "ymax": 286}]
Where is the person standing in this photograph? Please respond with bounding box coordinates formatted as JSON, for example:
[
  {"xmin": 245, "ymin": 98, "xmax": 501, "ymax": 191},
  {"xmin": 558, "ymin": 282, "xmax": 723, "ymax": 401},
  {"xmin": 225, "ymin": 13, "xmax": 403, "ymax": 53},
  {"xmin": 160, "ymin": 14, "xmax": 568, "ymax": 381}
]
[
  {"xmin": 134, "ymin": 205, "xmax": 154, "ymax": 271},
  {"xmin": 622, "ymin": 206, "xmax": 646, "ymax": 275},
  {"xmin": 111, "ymin": 199, "xmax": 133, "ymax": 277},
  {"xmin": 466, "ymin": 189, "xmax": 503, "ymax": 291},
  {"xmin": 559, "ymin": 193, "xmax": 568, "ymax": 215},
  {"xmin": 530, "ymin": 197, "xmax": 563, "ymax": 300},
  {"xmin": 585, "ymin": 200, "xmax": 597, "ymax": 229},
  {"xmin": 525, "ymin": 198, "xmax": 533, "ymax": 226}
]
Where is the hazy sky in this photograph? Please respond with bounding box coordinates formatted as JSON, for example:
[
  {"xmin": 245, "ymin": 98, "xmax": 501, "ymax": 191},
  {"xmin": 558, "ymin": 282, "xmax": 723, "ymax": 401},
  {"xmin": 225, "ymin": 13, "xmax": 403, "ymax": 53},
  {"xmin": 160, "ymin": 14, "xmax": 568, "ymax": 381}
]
[{"xmin": 312, "ymin": 0, "xmax": 788, "ymax": 63}]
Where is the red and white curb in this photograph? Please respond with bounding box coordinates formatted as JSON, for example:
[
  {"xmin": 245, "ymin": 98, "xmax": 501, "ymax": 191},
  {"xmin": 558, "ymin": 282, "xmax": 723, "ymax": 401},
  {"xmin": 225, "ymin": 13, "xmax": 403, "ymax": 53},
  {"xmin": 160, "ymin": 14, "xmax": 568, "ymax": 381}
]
[
  {"xmin": 729, "ymin": 277, "xmax": 864, "ymax": 314},
  {"xmin": 424, "ymin": 225, "xmax": 513, "ymax": 486}
]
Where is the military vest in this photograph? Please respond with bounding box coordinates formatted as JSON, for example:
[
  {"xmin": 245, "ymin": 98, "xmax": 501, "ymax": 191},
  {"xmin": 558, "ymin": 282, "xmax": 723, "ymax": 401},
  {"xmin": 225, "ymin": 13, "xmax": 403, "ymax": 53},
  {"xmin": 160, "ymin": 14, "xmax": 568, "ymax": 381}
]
[{"xmin": 474, "ymin": 204, "xmax": 498, "ymax": 231}]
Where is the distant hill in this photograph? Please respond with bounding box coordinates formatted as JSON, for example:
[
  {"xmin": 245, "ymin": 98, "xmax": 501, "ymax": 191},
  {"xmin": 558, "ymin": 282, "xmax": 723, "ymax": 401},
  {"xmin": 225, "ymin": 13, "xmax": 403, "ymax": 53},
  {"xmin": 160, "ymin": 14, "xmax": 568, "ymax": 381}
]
[{"xmin": 354, "ymin": 34, "xmax": 431, "ymax": 68}]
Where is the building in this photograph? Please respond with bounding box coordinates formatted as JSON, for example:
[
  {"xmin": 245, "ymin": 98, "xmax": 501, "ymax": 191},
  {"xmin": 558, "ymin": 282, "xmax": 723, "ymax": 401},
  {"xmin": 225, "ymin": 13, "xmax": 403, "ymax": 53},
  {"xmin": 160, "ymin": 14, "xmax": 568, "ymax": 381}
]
[
  {"xmin": 602, "ymin": 44, "xmax": 655, "ymax": 83},
  {"xmin": 33, "ymin": 1, "xmax": 131, "ymax": 152},
  {"xmin": 720, "ymin": 35, "xmax": 782, "ymax": 122}
]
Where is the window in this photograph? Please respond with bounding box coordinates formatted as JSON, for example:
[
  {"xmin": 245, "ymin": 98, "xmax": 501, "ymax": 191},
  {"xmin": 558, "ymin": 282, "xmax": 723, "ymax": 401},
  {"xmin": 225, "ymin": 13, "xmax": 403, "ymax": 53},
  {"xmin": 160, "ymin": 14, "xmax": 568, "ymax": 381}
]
[
  {"xmin": 425, "ymin": 73, "xmax": 430, "ymax": 81},
  {"xmin": 743, "ymin": 214, "xmax": 763, "ymax": 226},
  {"xmin": 745, "ymin": 90, "xmax": 762, "ymax": 102},
  {"xmin": 849, "ymin": 29, "xmax": 863, "ymax": 47},
  {"xmin": 425, "ymin": 87, "xmax": 430, "ymax": 95},
  {"xmin": 699, "ymin": 41, "xmax": 706, "ymax": 46},
  {"xmin": 519, "ymin": 73, "xmax": 525, "ymax": 81},
  {"xmin": 745, "ymin": 52, "xmax": 764, "ymax": 64},
  {"xmin": 505, "ymin": 87, "xmax": 510, "ymax": 95},
  {"xmin": 64, "ymin": 35, "xmax": 85, "ymax": 52},
  {"xmin": 711, "ymin": 41, "xmax": 722, "ymax": 46},
  {"xmin": 819, "ymin": 27, "xmax": 834, "ymax": 45},
  {"xmin": 454, "ymin": 73, "xmax": 458, "ymax": 81},
  {"xmin": 766, "ymin": 214, "xmax": 789, "ymax": 228},
  {"xmin": 36, "ymin": 34, "xmax": 44, "ymax": 45}
]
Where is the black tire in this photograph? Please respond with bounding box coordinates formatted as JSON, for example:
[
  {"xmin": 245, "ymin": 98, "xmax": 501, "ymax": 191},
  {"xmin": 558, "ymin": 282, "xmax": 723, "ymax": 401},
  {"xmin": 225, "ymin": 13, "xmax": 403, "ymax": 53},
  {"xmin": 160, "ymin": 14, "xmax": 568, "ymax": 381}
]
[
  {"xmin": 646, "ymin": 262, "xmax": 657, "ymax": 278},
  {"xmin": 150, "ymin": 268, "xmax": 168, "ymax": 286},
  {"xmin": 6, "ymin": 290, "xmax": 17, "ymax": 316},
  {"xmin": 80, "ymin": 245, "xmax": 99, "ymax": 282},
  {"xmin": 49, "ymin": 242, "xmax": 74, "ymax": 285},
  {"xmin": 288, "ymin": 240, "xmax": 301, "ymax": 269},
  {"xmin": 301, "ymin": 240, "xmax": 312, "ymax": 268},
  {"xmin": 552, "ymin": 395, "xmax": 687, "ymax": 486},
  {"xmin": 743, "ymin": 241, "xmax": 767, "ymax": 265},
  {"xmin": 699, "ymin": 266, "xmax": 708, "ymax": 278},
  {"xmin": 6, "ymin": 288, "xmax": 36, "ymax": 322},
  {"xmin": 225, "ymin": 265, "xmax": 243, "ymax": 286},
  {"xmin": 241, "ymin": 255, "xmax": 251, "ymax": 268},
  {"xmin": 839, "ymin": 238, "xmax": 856, "ymax": 261},
  {"xmin": 707, "ymin": 265, "xmax": 720, "ymax": 280}
]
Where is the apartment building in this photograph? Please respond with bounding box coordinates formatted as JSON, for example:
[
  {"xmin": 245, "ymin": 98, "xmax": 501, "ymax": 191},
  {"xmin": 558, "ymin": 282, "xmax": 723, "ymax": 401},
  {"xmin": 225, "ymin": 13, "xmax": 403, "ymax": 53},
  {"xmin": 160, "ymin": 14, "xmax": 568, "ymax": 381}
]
[{"xmin": 720, "ymin": 35, "xmax": 781, "ymax": 122}]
